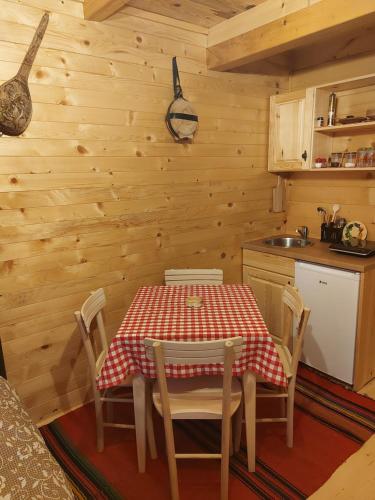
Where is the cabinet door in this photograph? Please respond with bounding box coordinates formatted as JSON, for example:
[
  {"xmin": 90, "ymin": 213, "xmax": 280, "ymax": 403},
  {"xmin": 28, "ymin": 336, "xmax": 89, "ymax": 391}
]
[
  {"xmin": 268, "ymin": 89, "xmax": 313, "ymax": 172},
  {"xmin": 243, "ymin": 266, "xmax": 294, "ymax": 342}
]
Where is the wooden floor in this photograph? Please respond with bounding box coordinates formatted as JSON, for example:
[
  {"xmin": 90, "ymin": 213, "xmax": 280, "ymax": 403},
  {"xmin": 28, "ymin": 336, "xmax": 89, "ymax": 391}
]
[
  {"xmin": 310, "ymin": 435, "xmax": 375, "ymax": 499},
  {"xmin": 358, "ymin": 378, "xmax": 375, "ymax": 399},
  {"xmin": 309, "ymin": 380, "xmax": 375, "ymax": 499}
]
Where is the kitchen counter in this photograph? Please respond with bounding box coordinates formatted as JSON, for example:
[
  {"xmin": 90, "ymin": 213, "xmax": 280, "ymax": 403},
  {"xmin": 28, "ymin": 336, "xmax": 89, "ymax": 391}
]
[{"xmin": 242, "ymin": 235, "xmax": 375, "ymax": 273}]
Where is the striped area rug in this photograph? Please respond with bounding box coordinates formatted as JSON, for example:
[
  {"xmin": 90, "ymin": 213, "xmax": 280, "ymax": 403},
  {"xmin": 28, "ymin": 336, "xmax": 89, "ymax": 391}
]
[
  {"xmin": 40, "ymin": 365, "xmax": 375, "ymax": 500},
  {"xmin": 41, "ymin": 423, "xmax": 123, "ymax": 499}
]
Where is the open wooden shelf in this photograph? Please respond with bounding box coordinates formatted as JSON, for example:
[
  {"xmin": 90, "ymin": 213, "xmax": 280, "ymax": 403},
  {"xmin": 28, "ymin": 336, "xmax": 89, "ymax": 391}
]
[
  {"xmin": 284, "ymin": 167, "xmax": 375, "ymax": 172},
  {"xmin": 314, "ymin": 121, "xmax": 375, "ymax": 136},
  {"xmin": 270, "ymin": 167, "xmax": 375, "ymax": 172},
  {"xmin": 309, "ymin": 167, "xmax": 375, "ymax": 172}
]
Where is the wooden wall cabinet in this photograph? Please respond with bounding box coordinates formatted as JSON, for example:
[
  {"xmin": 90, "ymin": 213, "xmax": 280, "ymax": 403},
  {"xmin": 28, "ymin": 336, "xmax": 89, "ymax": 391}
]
[
  {"xmin": 268, "ymin": 89, "xmax": 314, "ymax": 172},
  {"xmin": 242, "ymin": 250, "xmax": 294, "ymax": 342},
  {"xmin": 268, "ymin": 73, "xmax": 375, "ymax": 172}
]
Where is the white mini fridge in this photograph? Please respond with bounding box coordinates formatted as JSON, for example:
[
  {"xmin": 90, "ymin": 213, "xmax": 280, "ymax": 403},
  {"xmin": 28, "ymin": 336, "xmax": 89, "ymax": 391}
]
[{"xmin": 295, "ymin": 261, "xmax": 360, "ymax": 385}]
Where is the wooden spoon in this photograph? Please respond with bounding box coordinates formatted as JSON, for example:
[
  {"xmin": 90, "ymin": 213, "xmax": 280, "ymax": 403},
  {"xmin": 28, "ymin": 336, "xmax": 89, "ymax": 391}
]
[
  {"xmin": 332, "ymin": 204, "xmax": 340, "ymax": 223},
  {"xmin": 0, "ymin": 13, "xmax": 49, "ymax": 136},
  {"xmin": 317, "ymin": 206, "xmax": 327, "ymax": 224}
]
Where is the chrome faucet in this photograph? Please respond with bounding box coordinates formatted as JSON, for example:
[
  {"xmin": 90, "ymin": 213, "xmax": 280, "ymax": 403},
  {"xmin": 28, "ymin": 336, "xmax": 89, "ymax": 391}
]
[{"xmin": 296, "ymin": 226, "xmax": 309, "ymax": 240}]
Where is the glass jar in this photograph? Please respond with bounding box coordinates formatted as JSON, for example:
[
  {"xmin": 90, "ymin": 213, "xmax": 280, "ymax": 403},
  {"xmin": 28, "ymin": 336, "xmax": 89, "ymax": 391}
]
[
  {"xmin": 356, "ymin": 148, "xmax": 367, "ymax": 168},
  {"xmin": 316, "ymin": 116, "xmax": 324, "ymax": 127},
  {"xmin": 330, "ymin": 152, "xmax": 342, "ymax": 168},
  {"xmin": 365, "ymin": 147, "xmax": 374, "ymax": 167},
  {"xmin": 343, "ymin": 151, "xmax": 357, "ymax": 168}
]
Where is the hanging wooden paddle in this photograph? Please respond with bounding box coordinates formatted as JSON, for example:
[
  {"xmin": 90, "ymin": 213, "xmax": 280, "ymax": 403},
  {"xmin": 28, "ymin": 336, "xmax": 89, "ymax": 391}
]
[{"xmin": 0, "ymin": 12, "xmax": 49, "ymax": 137}]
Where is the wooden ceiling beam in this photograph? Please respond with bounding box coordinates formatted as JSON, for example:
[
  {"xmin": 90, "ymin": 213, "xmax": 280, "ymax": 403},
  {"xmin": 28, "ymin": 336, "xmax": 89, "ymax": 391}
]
[
  {"xmin": 84, "ymin": 0, "xmax": 130, "ymax": 21},
  {"xmin": 207, "ymin": 0, "xmax": 375, "ymax": 72},
  {"xmin": 208, "ymin": 0, "xmax": 312, "ymax": 47},
  {"xmin": 291, "ymin": 26, "xmax": 375, "ymax": 73}
]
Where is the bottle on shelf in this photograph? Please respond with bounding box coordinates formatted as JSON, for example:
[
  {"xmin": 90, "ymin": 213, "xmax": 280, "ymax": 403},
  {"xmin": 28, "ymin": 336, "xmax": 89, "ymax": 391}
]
[{"xmin": 327, "ymin": 92, "xmax": 337, "ymax": 127}]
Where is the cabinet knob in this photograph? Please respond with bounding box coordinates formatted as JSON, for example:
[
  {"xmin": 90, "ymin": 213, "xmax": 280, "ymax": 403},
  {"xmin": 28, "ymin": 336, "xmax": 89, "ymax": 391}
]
[{"xmin": 302, "ymin": 150, "xmax": 307, "ymax": 161}]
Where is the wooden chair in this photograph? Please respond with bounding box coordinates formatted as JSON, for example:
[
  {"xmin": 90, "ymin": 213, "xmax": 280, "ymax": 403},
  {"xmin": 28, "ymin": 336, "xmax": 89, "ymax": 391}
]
[
  {"xmin": 144, "ymin": 337, "xmax": 243, "ymax": 500},
  {"xmin": 75, "ymin": 288, "xmax": 157, "ymax": 456},
  {"xmin": 164, "ymin": 268, "xmax": 223, "ymax": 285},
  {"xmin": 255, "ymin": 284, "xmax": 310, "ymax": 447}
]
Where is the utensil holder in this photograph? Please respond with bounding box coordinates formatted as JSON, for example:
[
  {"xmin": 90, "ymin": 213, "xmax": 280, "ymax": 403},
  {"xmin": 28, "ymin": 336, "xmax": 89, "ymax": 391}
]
[{"xmin": 320, "ymin": 223, "xmax": 343, "ymax": 243}]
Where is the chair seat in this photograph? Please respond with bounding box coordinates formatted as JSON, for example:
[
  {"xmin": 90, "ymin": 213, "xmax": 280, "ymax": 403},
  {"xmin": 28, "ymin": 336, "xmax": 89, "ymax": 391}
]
[{"xmin": 152, "ymin": 376, "xmax": 242, "ymax": 420}]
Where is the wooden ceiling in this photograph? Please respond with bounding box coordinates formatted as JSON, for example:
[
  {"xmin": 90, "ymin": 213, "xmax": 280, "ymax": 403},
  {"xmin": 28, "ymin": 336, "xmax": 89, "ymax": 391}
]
[
  {"xmin": 126, "ymin": 0, "xmax": 268, "ymax": 28},
  {"xmin": 85, "ymin": 0, "xmax": 375, "ymax": 75}
]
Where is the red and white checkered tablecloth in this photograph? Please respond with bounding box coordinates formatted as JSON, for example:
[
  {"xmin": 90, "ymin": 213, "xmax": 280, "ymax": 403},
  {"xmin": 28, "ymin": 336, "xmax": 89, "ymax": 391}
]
[{"xmin": 97, "ymin": 284, "xmax": 287, "ymax": 390}]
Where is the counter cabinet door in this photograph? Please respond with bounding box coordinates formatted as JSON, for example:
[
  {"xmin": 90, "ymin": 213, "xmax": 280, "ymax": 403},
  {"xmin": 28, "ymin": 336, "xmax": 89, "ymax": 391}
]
[
  {"xmin": 243, "ymin": 265, "xmax": 294, "ymax": 343},
  {"xmin": 268, "ymin": 89, "xmax": 314, "ymax": 172}
]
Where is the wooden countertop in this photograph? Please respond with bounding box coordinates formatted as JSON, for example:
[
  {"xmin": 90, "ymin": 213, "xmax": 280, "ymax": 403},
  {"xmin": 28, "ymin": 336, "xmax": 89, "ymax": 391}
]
[{"xmin": 242, "ymin": 235, "xmax": 375, "ymax": 272}]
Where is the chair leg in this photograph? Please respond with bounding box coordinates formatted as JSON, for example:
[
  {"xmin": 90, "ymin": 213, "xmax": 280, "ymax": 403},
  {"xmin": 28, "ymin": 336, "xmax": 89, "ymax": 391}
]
[
  {"xmin": 220, "ymin": 415, "xmax": 231, "ymax": 500},
  {"xmin": 146, "ymin": 382, "xmax": 157, "ymax": 459},
  {"xmin": 233, "ymin": 398, "xmax": 243, "ymax": 453},
  {"xmin": 286, "ymin": 392, "xmax": 294, "ymax": 448},
  {"xmin": 133, "ymin": 375, "xmax": 147, "ymax": 473},
  {"xmin": 243, "ymin": 371, "xmax": 256, "ymax": 472},
  {"xmin": 164, "ymin": 419, "xmax": 179, "ymax": 500},
  {"xmin": 95, "ymin": 393, "xmax": 104, "ymax": 453}
]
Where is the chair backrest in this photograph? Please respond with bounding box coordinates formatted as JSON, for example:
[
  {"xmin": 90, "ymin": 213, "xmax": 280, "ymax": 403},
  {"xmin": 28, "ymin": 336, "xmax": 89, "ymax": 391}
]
[
  {"xmin": 74, "ymin": 288, "xmax": 108, "ymax": 381},
  {"xmin": 281, "ymin": 285, "xmax": 310, "ymax": 382},
  {"xmin": 164, "ymin": 268, "xmax": 223, "ymax": 285},
  {"xmin": 144, "ymin": 337, "xmax": 243, "ymax": 420},
  {"xmin": 144, "ymin": 337, "xmax": 243, "ymax": 365}
]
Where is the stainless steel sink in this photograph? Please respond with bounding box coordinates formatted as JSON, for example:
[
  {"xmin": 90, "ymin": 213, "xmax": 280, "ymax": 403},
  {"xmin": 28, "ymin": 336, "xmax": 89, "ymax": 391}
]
[{"xmin": 264, "ymin": 237, "xmax": 313, "ymax": 248}]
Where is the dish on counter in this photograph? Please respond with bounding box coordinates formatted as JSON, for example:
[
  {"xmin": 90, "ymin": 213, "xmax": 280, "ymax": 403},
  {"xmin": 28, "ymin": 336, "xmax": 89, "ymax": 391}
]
[{"xmin": 342, "ymin": 221, "xmax": 367, "ymax": 242}]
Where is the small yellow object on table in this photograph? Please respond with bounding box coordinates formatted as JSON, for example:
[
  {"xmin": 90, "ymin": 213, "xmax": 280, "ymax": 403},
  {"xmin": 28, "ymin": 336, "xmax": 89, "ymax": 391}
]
[{"xmin": 186, "ymin": 296, "xmax": 203, "ymax": 308}]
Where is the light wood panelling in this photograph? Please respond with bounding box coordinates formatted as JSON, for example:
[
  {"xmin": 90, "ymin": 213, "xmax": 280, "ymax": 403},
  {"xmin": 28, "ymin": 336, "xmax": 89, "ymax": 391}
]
[
  {"xmin": 287, "ymin": 54, "xmax": 375, "ymax": 241},
  {"xmin": 84, "ymin": 0, "xmax": 130, "ymax": 21},
  {"xmin": 125, "ymin": 0, "xmax": 268, "ymax": 28},
  {"xmin": 355, "ymin": 266, "xmax": 375, "ymax": 389},
  {"xmin": 0, "ymin": 0, "xmax": 287, "ymax": 423}
]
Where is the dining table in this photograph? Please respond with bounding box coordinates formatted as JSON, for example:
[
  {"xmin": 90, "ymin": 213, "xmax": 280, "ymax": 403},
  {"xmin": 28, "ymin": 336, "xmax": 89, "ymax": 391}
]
[{"xmin": 97, "ymin": 284, "xmax": 287, "ymax": 473}]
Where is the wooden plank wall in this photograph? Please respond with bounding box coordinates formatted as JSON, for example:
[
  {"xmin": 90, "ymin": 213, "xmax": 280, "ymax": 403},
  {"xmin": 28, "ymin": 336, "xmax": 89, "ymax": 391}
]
[
  {"xmin": 287, "ymin": 54, "xmax": 375, "ymax": 240},
  {"xmin": 0, "ymin": 0, "xmax": 287, "ymax": 424}
]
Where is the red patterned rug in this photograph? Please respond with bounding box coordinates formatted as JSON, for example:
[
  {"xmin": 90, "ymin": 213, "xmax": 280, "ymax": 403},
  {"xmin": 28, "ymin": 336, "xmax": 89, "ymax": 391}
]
[{"xmin": 41, "ymin": 365, "xmax": 375, "ymax": 499}]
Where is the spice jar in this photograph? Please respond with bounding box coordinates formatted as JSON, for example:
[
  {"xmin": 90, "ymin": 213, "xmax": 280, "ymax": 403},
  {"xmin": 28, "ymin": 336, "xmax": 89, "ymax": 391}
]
[
  {"xmin": 343, "ymin": 151, "xmax": 356, "ymax": 168},
  {"xmin": 330, "ymin": 152, "xmax": 342, "ymax": 167},
  {"xmin": 357, "ymin": 148, "xmax": 367, "ymax": 167},
  {"xmin": 316, "ymin": 116, "xmax": 324, "ymax": 127},
  {"xmin": 365, "ymin": 147, "xmax": 374, "ymax": 167}
]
